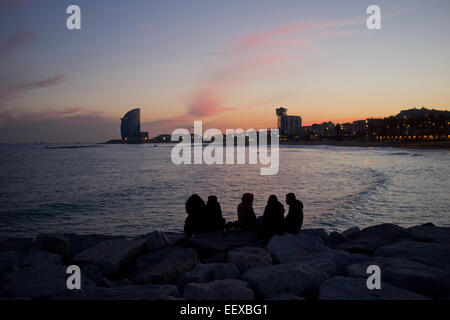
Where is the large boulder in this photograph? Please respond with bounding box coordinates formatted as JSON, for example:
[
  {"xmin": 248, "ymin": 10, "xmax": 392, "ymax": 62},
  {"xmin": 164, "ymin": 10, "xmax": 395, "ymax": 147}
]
[
  {"xmin": 74, "ymin": 236, "xmax": 148, "ymax": 276},
  {"xmin": 268, "ymin": 293, "xmax": 305, "ymax": 300},
  {"xmin": 318, "ymin": 276, "xmax": 429, "ymax": 300},
  {"xmin": 19, "ymin": 249, "xmax": 62, "ymax": 267},
  {"xmin": 241, "ymin": 261, "xmax": 333, "ymax": 299},
  {"xmin": 129, "ymin": 247, "xmax": 198, "ymax": 284},
  {"xmin": 55, "ymin": 284, "xmax": 180, "ymax": 300},
  {"xmin": 345, "ymin": 256, "xmax": 450, "ymax": 299},
  {"xmin": 292, "ymin": 249, "xmax": 372, "ymax": 275},
  {"xmin": 374, "ymin": 241, "xmax": 450, "ymax": 273},
  {"xmin": 0, "ymin": 264, "xmax": 86, "ymax": 299},
  {"xmin": 342, "ymin": 227, "xmax": 360, "ymax": 238},
  {"xmin": 139, "ymin": 231, "xmax": 172, "ymax": 252},
  {"xmin": 407, "ymin": 225, "xmax": 450, "ymax": 244},
  {"xmin": 227, "ymin": 247, "xmax": 272, "ymax": 273},
  {"xmin": 63, "ymin": 234, "xmax": 123, "ymax": 260},
  {"xmin": 0, "ymin": 237, "xmax": 35, "ymax": 252},
  {"xmin": 266, "ymin": 233, "xmax": 329, "ymax": 263},
  {"xmin": 177, "ymin": 263, "xmax": 239, "ymax": 291},
  {"xmin": 334, "ymin": 224, "xmax": 423, "ymax": 255},
  {"xmin": 32, "ymin": 234, "xmax": 70, "ymax": 257},
  {"xmin": 0, "ymin": 251, "xmax": 23, "ymax": 274},
  {"xmin": 323, "ymin": 232, "xmax": 351, "ymax": 247},
  {"xmin": 183, "ymin": 279, "xmax": 255, "ymax": 300},
  {"xmin": 183, "ymin": 231, "xmax": 258, "ymax": 258}
]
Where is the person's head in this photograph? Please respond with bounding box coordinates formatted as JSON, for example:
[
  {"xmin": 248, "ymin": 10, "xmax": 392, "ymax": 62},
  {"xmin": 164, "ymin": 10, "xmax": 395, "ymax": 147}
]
[
  {"xmin": 267, "ymin": 195, "xmax": 278, "ymax": 206},
  {"xmin": 207, "ymin": 195, "xmax": 218, "ymax": 206},
  {"xmin": 241, "ymin": 193, "xmax": 254, "ymax": 205},
  {"xmin": 186, "ymin": 194, "xmax": 205, "ymax": 216},
  {"xmin": 286, "ymin": 193, "xmax": 296, "ymax": 205}
]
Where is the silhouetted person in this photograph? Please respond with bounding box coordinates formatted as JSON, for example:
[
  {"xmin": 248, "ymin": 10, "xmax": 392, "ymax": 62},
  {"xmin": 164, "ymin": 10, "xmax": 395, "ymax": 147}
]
[
  {"xmin": 237, "ymin": 193, "xmax": 257, "ymax": 230},
  {"xmin": 261, "ymin": 195, "xmax": 285, "ymax": 244},
  {"xmin": 206, "ymin": 195, "xmax": 226, "ymax": 231},
  {"xmin": 184, "ymin": 194, "xmax": 207, "ymax": 237},
  {"xmin": 285, "ymin": 193, "xmax": 304, "ymax": 234}
]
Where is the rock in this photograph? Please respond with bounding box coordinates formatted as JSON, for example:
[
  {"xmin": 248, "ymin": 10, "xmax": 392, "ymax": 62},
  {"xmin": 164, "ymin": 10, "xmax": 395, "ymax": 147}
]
[
  {"xmin": 266, "ymin": 233, "xmax": 329, "ymax": 263},
  {"xmin": 323, "ymin": 232, "xmax": 350, "ymax": 247},
  {"xmin": 342, "ymin": 227, "xmax": 360, "ymax": 238},
  {"xmin": 241, "ymin": 261, "xmax": 331, "ymax": 299},
  {"xmin": 375, "ymin": 241, "xmax": 450, "ymax": 273},
  {"xmin": 0, "ymin": 237, "xmax": 35, "ymax": 252},
  {"xmin": 81, "ymin": 264, "xmax": 104, "ymax": 286},
  {"xmin": 334, "ymin": 224, "xmax": 422, "ymax": 255},
  {"xmin": 177, "ymin": 263, "xmax": 239, "ymax": 291},
  {"xmin": 130, "ymin": 247, "xmax": 198, "ymax": 284},
  {"xmin": 407, "ymin": 225, "xmax": 450, "ymax": 244},
  {"xmin": 143, "ymin": 231, "xmax": 172, "ymax": 251},
  {"xmin": 20, "ymin": 249, "xmax": 61, "ymax": 267},
  {"xmin": 63, "ymin": 234, "xmax": 123, "ymax": 259},
  {"xmin": 318, "ymin": 276, "xmax": 429, "ymax": 300},
  {"xmin": 164, "ymin": 232, "xmax": 187, "ymax": 246},
  {"xmin": 201, "ymin": 252, "xmax": 228, "ymax": 263},
  {"xmin": 292, "ymin": 249, "xmax": 371, "ymax": 275},
  {"xmin": 1, "ymin": 265, "xmax": 69, "ymax": 299},
  {"xmin": 102, "ymin": 278, "xmax": 132, "ymax": 288},
  {"xmin": 300, "ymin": 228, "xmax": 328, "ymax": 239},
  {"xmin": 183, "ymin": 230, "xmax": 258, "ymax": 258},
  {"xmin": 183, "ymin": 279, "xmax": 255, "ymax": 300},
  {"xmin": 74, "ymin": 236, "xmax": 148, "ymax": 276},
  {"xmin": 55, "ymin": 284, "xmax": 180, "ymax": 300},
  {"xmin": 32, "ymin": 234, "xmax": 70, "ymax": 257},
  {"xmin": 212, "ymin": 263, "xmax": 240, "ymax": 280},
  {"xmin": 227, "ymin": 247, "xmax": 272, "ymax": 273},
  {"xmin": 345, "ymin": 256, "xmax": 450, "ymax": 299},
  {"xmin": 268, "ymin": 293, "xmax": 305, "ymax": 300},
  {"xmin": 0, "ymin": 251, "xmax": 23, "ymax": 274}
]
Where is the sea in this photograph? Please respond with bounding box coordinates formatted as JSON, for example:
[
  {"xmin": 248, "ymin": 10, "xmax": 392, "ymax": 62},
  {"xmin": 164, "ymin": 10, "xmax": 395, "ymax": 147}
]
[{"xmin": 0, "ymin": 143, "xmax": 449, "ymax": 239}]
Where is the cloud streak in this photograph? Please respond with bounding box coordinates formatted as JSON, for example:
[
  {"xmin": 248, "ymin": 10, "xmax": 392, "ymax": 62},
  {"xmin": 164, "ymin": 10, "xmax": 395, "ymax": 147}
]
[{"xmin": 0, "ymin": 30, "xmax": 37, "ymax": 58}]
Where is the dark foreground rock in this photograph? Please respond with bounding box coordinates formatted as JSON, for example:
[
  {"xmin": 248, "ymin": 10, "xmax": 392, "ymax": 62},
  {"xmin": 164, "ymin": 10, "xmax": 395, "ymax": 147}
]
[
  {"xmin": 129, "ymin": 247, "xmax": 199, "ymax": 284},
  {"xmin": 227, "ymin": 247, "xmax": 272, "ymax": 273},
  {"xmin": 1, "ymin": 222, "xmax": 449, "ymax": 300},
  {"xmin": 319, "ymin": 276, "xmax": 429, "ymax": 300},
  {"xmin": 241, "ymin": 261, "xmax": 333, "ymax": 299},
  {"xmin": 345, "ymin": 256, "xmax": 450, "ymax": 299},
  {"xmin": 183, "ymin": 279, "xmax": 255, "ymax": 300},
  {"xmin": 375, "ymin": 241, "xmax": 450, "ymax": 273},
  {"xmin": 55, "ymin": 284, "xmax": 180, "ymax": 300},
  {"xmin": 177, "ymin": 263, "xmax": 240, "ymax": 291},
  {"xmin": 266, "ymin": 233, "xmax": 329, "ymax": 263}
]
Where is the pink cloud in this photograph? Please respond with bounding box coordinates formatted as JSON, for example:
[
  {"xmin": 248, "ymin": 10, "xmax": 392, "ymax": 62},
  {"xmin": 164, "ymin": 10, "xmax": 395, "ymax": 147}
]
[{"xmin": 0, "ymin": 29, "xmax": 38, "ymax": 57}]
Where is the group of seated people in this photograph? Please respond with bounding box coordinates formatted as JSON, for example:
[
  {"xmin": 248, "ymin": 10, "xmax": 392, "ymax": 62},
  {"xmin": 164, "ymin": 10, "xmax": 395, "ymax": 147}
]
[{"xmin": 184, "ymin": 192, "xmax": 304, "ymax": 244}]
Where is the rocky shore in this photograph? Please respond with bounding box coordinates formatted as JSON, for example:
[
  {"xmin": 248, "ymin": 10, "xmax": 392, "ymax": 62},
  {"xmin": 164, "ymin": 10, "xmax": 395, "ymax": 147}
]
[{"xmin": 1, "ymin": 223, "xmax": 450, "ymax": 300}]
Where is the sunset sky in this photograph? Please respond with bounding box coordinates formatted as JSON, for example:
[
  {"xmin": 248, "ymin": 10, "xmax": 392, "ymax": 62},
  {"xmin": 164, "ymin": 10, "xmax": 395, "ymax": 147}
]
[{"xmin": 0, "ymin": 0, "xmax": 449, "ymax": 142}]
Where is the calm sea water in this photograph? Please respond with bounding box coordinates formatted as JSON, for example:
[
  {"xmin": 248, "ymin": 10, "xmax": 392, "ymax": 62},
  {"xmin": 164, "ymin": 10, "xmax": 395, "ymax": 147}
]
[{"xmin": 0, "ymin": 144, "xmax": 449, "ymax": 239}]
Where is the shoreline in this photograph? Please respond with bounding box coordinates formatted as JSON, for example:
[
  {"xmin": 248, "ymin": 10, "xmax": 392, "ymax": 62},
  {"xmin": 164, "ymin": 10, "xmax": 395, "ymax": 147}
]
[
  {"xmin": 280, "ymin": 140, "xmax": 450, "ymax": 150},
  {"xmin": 1, "ymin": 222, "xmax": 449, "ymax": 300}
]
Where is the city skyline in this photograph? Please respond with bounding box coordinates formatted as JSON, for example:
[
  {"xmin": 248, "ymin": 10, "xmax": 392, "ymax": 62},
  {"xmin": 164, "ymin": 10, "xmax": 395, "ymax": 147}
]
[{"xmin": 1, "ymin": 0, "xmax": 450, "ymax": 142}]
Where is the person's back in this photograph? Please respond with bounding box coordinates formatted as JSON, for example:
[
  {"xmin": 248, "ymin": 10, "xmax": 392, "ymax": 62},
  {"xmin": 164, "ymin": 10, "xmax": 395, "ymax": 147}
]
[
  {"xmin": 285, "ymin": 193, "xmax": 303, "ymax": 234},
  {"xmin": 206, "ymin": 195, "xmax": 226, "ymax": 232},
  {"xmin": 261, "ymin": 195, "xmax": 285, "ymax": 243},
  {"xmin": 184, "ymin": 194, "xmax": 208, "ymax": 237},
  {"xmin": 237, "ymin": 193, "xmax": 257, "ymax": 230}
]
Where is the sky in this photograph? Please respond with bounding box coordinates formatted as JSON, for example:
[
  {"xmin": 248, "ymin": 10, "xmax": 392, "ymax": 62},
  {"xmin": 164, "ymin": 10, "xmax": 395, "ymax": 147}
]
[{"xmin": 0, "ymin": 0, "xmax": 449, "ymax": 143}]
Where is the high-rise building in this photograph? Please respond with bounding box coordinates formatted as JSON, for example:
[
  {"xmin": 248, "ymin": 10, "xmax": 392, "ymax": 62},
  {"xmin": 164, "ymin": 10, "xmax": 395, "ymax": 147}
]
[
  {"xmin": 121, "ymin": 108, "xmax": 141, "ymax": 141},
  {"xmin": 276, "ymin": 107, "xmax": 302, "ymax": 138}
]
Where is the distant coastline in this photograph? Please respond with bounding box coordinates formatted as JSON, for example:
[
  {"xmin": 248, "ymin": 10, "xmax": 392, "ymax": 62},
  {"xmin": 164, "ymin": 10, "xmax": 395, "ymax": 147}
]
[{"xmin": 280, "ymin": 140, "xmax": 450, "ymax": 150}]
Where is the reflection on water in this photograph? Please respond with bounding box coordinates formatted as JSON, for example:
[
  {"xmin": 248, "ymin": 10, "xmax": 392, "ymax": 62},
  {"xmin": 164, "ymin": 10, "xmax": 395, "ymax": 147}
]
[{"xmin": 0, "ymin": 144, "xmax": 448, "ymax": 239}]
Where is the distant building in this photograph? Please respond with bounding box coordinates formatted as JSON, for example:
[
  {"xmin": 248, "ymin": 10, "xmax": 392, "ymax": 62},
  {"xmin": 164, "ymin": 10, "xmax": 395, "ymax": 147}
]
[
  {"xmin": 120, "ymin": 108, "xmax": 148, "ymax": 142},
  {"xmin": 276, "ymin": 107, "xmax": 302, "ymax": 138}
]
